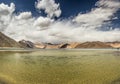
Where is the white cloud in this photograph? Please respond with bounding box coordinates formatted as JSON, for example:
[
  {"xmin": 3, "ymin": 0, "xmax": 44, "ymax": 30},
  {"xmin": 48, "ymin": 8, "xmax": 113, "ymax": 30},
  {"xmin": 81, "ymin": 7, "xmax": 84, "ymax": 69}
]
[
  {"xmin": 15, "ymin": 12, "xmax": 32, "ymax": 20},
  {"xmin": 0, "ymin": 3, "xmax": 15, "ymax": 31},
  {"xmin": 34, "ymin": 17, "xmax": 53, "ymax": 29},
  {"xmin": 35, "ymin": 0, "xmax": 61, "ymax": 18},
  {"xmin": 0, "ymin": 3, "xmax": 15, "ymax": 15},
  {"xmin": 0, "ymin": 0, "xmax": 120, "ymax": 43},
  {"xmin": 74, "ymin": 0, "xmax": 120, "ymax": 29}
]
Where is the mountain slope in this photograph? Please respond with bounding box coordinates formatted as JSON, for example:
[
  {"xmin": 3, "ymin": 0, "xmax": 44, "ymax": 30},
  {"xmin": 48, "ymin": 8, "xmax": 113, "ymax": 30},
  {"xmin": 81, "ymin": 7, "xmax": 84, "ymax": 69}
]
[
  {"xmin": 0, "ymin": 32, "xmax": 21, "ymax": 47},
  {"xmin": 74, "ymin": 41, "xmax": 112, "ymax": 48}
]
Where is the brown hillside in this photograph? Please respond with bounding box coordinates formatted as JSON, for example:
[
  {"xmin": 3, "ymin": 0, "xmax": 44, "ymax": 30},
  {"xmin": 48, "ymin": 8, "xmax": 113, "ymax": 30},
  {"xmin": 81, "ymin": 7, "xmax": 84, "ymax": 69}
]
[
  {"xmin": 34, "ymin": 43, "xmax": 46, "ymax": 49},
  {"xmin": 106, "ymin": 42, "xmax": 120, "ymax": 48},
  {"xmin": 59, "ymin": 43, "xmax": 69, "ymax": 48},
  {"xmin": 75, "ymin": 41, "xmax": 112, "ymax": 48},
  {"xmin": 67, "ymin": 42, "xmax": 81, "ymax": 48},
  {"xmin": 0, "ymin": 32, "xmax": 21, "ymax": 47}
]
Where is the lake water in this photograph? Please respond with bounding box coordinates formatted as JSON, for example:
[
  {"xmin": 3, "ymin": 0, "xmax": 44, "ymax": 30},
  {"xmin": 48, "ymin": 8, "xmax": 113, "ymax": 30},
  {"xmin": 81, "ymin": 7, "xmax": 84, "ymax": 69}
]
[{"xmin": 0, "ymin": 49, "xmax": 120, "ymax": 84}]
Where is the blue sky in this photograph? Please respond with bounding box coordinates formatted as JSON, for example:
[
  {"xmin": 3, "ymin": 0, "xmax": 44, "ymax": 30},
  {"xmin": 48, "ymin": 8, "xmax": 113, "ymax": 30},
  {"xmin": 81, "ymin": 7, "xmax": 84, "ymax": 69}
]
[
  {"xmin": 1, "ymin": 0, "xmax": 120, "ymax": 28},
  {"xmin": 0, "ymin": 0, "xmax": 98, "ymax": 17}
]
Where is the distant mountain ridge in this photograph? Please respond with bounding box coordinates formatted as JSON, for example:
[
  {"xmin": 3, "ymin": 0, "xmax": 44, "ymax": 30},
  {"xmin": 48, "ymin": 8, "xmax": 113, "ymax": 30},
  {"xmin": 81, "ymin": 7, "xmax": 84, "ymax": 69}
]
[
  {"xmin": 74, "ymin": 41, "xmax": 112, "ymax": 48},
  {"xmin": 34, "ymin": 42, "xmax": 120, "ymax": 49},
  {"xmin": 0, "ymin": 32, "xmax": 120, "ymax": 49}
]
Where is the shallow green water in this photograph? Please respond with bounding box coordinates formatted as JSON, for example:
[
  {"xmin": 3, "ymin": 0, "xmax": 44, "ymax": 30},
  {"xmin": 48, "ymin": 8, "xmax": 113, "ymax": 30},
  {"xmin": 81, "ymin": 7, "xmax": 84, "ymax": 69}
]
[{"xmin": 0, "ymin": 49, "xmax": 120, "ymax": 84}]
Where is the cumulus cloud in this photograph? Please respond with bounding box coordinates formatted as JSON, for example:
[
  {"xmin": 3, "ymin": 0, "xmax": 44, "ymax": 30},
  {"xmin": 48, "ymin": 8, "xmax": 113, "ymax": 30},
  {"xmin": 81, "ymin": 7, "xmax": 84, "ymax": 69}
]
[
  {"xmin": 0, "ymin": 3, "xmax": 15, "ymax": 15},
  {"xmin": 0, "ymin": 3, "xmax": 15, "ymax": 31},
  {"xmin": 4, "ymin": 12, "xmax": 35, "ymax": 41},
  {"xmin": 35, "ymin": 0, "xmax": 61, "ymax": 18},
  {"xmin": 0, "ymin": 0, "xmax": 120, "ymax": 43},
  {"xmin": 15, "ymin": 12, "xmax": 32, "ymax": 20},
  {"xmin": 34, "ymin": 17, "xmax": 53, "ymax": 29}
]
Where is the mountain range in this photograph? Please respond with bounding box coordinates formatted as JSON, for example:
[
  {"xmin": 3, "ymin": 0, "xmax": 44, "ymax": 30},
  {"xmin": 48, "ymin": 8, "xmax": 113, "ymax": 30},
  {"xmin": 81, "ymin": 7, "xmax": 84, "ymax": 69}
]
[{"xmin": 0, "ymin": 32, "xmax": 120, "ymax": 49}]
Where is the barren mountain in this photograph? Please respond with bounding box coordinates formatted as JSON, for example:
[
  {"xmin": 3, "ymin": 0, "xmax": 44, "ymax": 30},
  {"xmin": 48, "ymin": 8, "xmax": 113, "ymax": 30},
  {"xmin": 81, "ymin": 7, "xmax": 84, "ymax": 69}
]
[
  {"xmin": 0, "ymin": 32, "xmax": 21, "ymax": 48},
  {"xmin": 74, "ymin": 41, "xmax": 112, "ymax": 48},
  {"xmin": 19, "ymin": 40, "xmax": 35, "ymax": 48},
  {"xmin": 34, "ymin": 41, "xmax": 114, "ymax": 49},
  {"xmin": 66, "ymin": 42, "xmax": 81, "ymax": 48},
  {"xmin": 106, "ymin": 42, "xmax": 120, "ymax": 48},
  {"xmin": 0, "ymin": 32, "xmax": 116, "ymax": 49}
]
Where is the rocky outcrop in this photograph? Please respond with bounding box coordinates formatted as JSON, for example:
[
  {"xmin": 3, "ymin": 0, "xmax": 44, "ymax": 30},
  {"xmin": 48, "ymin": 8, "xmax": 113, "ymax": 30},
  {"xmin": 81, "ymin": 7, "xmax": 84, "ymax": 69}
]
[
  {"xmin": 19, "ymin": 40, "xmax": 35, "ymax": 48},
  {"xmin": 59, "ymin": 43, "xmax": 69, "ymax": 48},
  {"xmin": 0, "ymin": 32, "xmax": 21, "ymax": 48}
]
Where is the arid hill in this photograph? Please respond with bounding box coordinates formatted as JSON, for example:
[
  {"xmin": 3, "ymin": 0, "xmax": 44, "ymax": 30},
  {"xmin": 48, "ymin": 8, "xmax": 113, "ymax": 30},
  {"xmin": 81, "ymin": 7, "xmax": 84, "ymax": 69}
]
[
  {"xmin": 0, "ymin": 32, "xmax": 21, "ymax": 47},
  {"xmin": 73, "ymin": 41, "xmax": 112, "ymax": 48},
  {"xmin": 56, "ymin": 42, "xmax": 112, "ymax": 49},
  {"xmin": 106, "ymin": 42, "xmax": 120, "ymax": 48},
  {"xmin": 66, "ymin": 42, "xmax": 81, "ymax": 48},
  {"xmin": 34, "ymin": 43, "xmax": 46, "ymax": 49},
  {"xmin": 34, "ymin": 41, "xmax": 114, "ymax": 49},
  {"xmin": 45, "ymin": 44, "xmax": 59, "ymax": 49},
  {"xmin": 59, "ymin": 43, "xmax": 69, "ymax": 48},
  {"xmin": 34, "ymin": 43, "xmax": 59, "ymax": 49}
]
